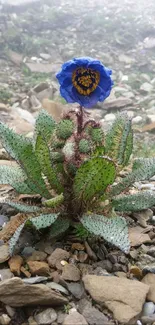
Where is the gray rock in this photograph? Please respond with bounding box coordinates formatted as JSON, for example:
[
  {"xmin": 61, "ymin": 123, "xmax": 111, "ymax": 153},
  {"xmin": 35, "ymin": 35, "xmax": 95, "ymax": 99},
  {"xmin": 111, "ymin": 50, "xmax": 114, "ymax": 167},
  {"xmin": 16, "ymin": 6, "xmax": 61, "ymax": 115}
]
[
  {"xmin": 0, "ymin": 277, "xmax": 68, "ymax": 307},
  {"xmin": 63, "ymin": 309, "xmax": 88, "ymax": 325},
  {"xmin": 142, "ymin": 302, "xmax": 155, "ymax": 316},
  {"xmin": 25, "ymin": 62, "xmax": 62, "ymax": 74},
  {"xmin": 102, "ymin": 97, "xmax": 133, "ymax": 110},
  {"xmin": 39, "ymin": 53, "xmax": 51, "ymax": 60},
  {"xmin": 78, "ymin": 298, "xmax": 108, "ymax": 325},
  {"xmin": 104, "ymin": 113, "xmax": 116, "ymax": 122},
  {"xmin": 23, "ymin": 276, "xmax": 48, "ymax": 284},
  {"xmin": 0, "ymin": 269, "xmax": 13, "ymax": 281},
  {"xmin": 141, "ymin": 314, "xmax": 155, "ymax": 324},
  {"xmin": 46, "ymin": 282, "xmax": 69, "ymax": 295},
  {"xmin": 132, "ymin": 116, "xmax": 143, "ymax": 124},
  {"xmin": 67, "ymin": 282, "xmax": 85, "ymax": 299},
  {"xmin": 34, "ymin": 308, "xmax": 57, "ymax": 324},
  {"xmin": 140, "ymin": 82, "xmax": 153, "ymax": 93}
]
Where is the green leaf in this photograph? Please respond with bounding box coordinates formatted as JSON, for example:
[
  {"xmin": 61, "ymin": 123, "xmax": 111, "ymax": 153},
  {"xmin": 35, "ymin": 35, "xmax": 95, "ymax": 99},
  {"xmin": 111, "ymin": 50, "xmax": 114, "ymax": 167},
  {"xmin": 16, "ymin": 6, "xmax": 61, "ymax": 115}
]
[
  {"xmin": 9, "ymin": 222, "xmax": 26, "ymax": 255},
  {"xmin": 30, "ymin": 213, "xmax": 59, "ymax": 230},
  {"xmin": 0, "ymin": 123, "xmax": 50, "ymax": 198},
  {"xmin": 105, "ymin": 112, "xmax": 133, "ymax": 166},
  {"xmin": 6, "ymin": 201, "xmax": 41, "ymax": 213},
  {"xmin": 92, "ymin": 146, "xmax": 105, "ymax": 157},
  {"xmin": 111, "ymin": 157, "xmax": 155, "ymax": 197},
  {"xmin": 48, "ymin": 216, "xmax": 70, "ymax": 238},
  {"xmin": 81, "ymin": 214, "xmax": 130, "ymax": 253},
  {"xmin": 73, "ymin": 157, "xmax": 116, "ymax": 202},
  {"xmin": 35, "ymin": 109, "xmax": 56, "ymax": 142},
  {"xmin": 56, "ymin": 119, "xmax": 74, "ymax": 140},
  {"xmin": 112, "ymin": 190, "xmax": 155, "ymax": 211},
  {"xmin": 35, "ymin": 134, "xmax": 63, "ymax": 193},
  {"xmin": 43, "ymin": 193, "xmax": 64, "ymax": 208}
]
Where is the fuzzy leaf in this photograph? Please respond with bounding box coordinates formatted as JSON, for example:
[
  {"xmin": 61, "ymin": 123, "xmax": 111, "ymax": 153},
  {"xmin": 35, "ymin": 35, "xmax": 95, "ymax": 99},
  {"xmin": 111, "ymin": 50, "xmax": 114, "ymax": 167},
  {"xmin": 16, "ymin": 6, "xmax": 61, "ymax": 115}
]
[
  {"xmin": 112, "ymin": 190, "xmax": 155, "ymax": 211},
  {"xmin": 81, "ymin": 214, "xmax": 130, "ymax": 253},
  {"xmin": 105, "ymin": 113, "xmax": 133, "ymax": 166},
  {"xmin": 9, "ymin": 222, "xmax": 26, "ymax": 255},
  {"xmin": 30, "ymin": 213, "xmax": 59, "ymax": 230},
  {"xmin": 35, "ymin": 109, "xmax": 56, "ymax": 142},
  {"xmin": 35, "ymin": 134, "xmax": 63, "ymax": 193},
  {"xmin": 73, "ymin": 157, "xmax": 116, "ymax": 201},
  {"xmin": 0, "ymin": 123, "xmax": 50, "ymax": 198},
  {"xmin": 111, "ymin": 157, "xmax": 155, "ymax": 196},
  {"xmin": 48, "ymin": 216, "xmax": 70, "ymax": 238},
  {"xmin": 43, "ymin": 193, "xmax": 64, "ymax": 208},
  {"xmin": 6, "ymin": 201, "xmax": 41, "ymax": 213}
]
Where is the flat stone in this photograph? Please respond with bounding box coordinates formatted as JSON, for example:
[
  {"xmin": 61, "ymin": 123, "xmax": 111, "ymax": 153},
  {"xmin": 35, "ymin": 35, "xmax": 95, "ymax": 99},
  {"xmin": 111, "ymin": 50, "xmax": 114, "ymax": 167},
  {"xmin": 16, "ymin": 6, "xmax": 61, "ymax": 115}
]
[
  {"xmin": 0, "ymin": 269, "xmax": 13, "ymax": 281},
  {"xmin": 40, "ymin": 53, "xmax": 51, "ymax": 60},
  {"xmin": 48, "ymin": 248, "xmax": 70, "ymax": 270},
  {"xmin": 0, "ymin": 245, "xmax": 10, "ymax": 263},
  {"xmin": 0, "ymin": 277, "xmax": 68, "ymax": 307},
  {"xmin": 0, "ymin": 103, "xmax": 9, "ymax": 112},
  {"xmin": 25, "ymin": 62, "xmax": 62, "ymax": 74},
  {"xmin": 78, "ymin": 298, "xmax": 108, "ymax": 325},
  {"xmin": 62, "ymin": 264, "xmax": 81, "ymax": 282},
  {"xmin": 141, "ymin": 314, "xmax": 155, "ymax": 324},
  {"xmin": 8, "ymin": 255, "xmax": 23, "ymax": 276},
  {"xmin": 83, "ymin": 275, "xmax": 149, "ymax": 323},
  {"xmin": 142, "ymin": 273, "xmax": 155, "ymax": 302},
  {"xmin": 63, "ymin": 309, "xmax": 88, "ymax": 325},
  {"xmin": 34, "ymin": 308, "xmax": 57, "ymax": 324},
  {"xmin": 28, "ymin": 316, "xmax": 38, "ymax": 325},
  {"xmin": 67, "ymin": 282, "xmax": 84, "ymax": 299},
  {"xmin": 42, "ymin": 99, "xmax": 69, "ymax": 122},
  {"xmin": 23, "ymin": 276, "xmax": 48, "ymax": 284},
  {"xmin": 27, "ymin": 261, "xmax": 50, "ymax": 276},
  {"xmin": 140, "ymin": 82, "xmax": 153, "ymax": 93},
  {"xmin": 102, "ymin": 97, "xmax": 133, "ymax": 110},
  {"xmin": 46, "ymin": 282, "xmax": 69, "ymax": 295},
  {"xmin": 8, "ymin": 50, "xmax": 23, "ymax": 66}
]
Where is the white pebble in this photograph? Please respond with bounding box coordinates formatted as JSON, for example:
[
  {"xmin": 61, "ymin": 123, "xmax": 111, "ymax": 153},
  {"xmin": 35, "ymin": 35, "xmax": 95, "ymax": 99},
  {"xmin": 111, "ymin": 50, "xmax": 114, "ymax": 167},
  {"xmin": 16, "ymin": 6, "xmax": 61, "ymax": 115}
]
[{"xmin": 142, "ymin": 302, "xmax": 155, "ymax": 316}]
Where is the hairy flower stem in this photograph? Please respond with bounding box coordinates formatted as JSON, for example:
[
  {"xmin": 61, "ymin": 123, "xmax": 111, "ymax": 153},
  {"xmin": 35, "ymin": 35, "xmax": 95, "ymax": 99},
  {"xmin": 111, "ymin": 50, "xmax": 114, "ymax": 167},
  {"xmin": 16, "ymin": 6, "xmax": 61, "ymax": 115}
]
[{"xmin": 77, "ymin": 106, "xmax": 83, "ymax": 135}]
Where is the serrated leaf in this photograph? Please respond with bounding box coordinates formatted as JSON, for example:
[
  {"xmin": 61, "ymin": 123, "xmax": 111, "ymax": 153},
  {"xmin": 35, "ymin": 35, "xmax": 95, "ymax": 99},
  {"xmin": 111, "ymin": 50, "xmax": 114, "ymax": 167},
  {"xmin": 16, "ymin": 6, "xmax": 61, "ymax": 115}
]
[
  {"xmin": 112, "ymin": 190, "xmax": 155, "ymax": 211},
  {"xmin": 73, "ymin": 157, "xmax": 116, "ymax": 201},
  {"xmin": 35, "ymin": 134, "xmax": 63, "ymax": 193},
  {"xmin": 9, "ymin": 222, "xmax": 26, "ymax": 255},
  {"xmin": 81, "ymin": 214, "xmax": 130, "ymax": 253},
  {"xmin": 48, "ymin": 216, "xmax": 70, "ymax": 238},
  {"xmin": 105, "ymin": 112, "xmax": 133, "ymax": 166},
  {"xmin": 111, "ymin": 157, "xmax": 155, "ymax": 197},
  {"xmin": 35, "ymin": 109, "xmax": 56, "ymax": 142},
  {"xmin": 30, "ymin": 213, "xmax": 59, "ymax": 230},
  {"xmin": 0, "ymin": 123, "xmax": 50, "ymax": 198},
  {"xmin": 6, "ymin": 201, "xmax": 41, "ymax": 213}
]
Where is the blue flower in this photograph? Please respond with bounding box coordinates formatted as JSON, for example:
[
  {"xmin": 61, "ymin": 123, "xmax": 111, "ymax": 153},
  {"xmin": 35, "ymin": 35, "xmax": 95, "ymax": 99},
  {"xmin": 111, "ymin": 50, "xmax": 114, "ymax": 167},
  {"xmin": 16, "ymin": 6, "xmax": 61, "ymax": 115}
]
[{"xmin": 56, "ymin": 57, "xmax": 114, "ymax": 108}]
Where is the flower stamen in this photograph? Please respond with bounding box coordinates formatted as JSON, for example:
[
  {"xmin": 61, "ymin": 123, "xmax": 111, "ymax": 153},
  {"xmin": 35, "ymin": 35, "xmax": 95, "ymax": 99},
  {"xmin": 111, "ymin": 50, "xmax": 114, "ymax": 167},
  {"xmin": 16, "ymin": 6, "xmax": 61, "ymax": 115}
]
[{"xmin": 72, "ymin": 67, "xmax": 100, "ymax": 95}]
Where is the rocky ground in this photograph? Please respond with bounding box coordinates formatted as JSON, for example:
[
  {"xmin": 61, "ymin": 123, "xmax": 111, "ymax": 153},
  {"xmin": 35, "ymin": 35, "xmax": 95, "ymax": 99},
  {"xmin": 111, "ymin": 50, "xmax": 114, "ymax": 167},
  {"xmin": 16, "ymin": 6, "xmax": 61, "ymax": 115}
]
[{"xmin": 0, "ymin": 0, "xmax": 155, "ymax": 324}]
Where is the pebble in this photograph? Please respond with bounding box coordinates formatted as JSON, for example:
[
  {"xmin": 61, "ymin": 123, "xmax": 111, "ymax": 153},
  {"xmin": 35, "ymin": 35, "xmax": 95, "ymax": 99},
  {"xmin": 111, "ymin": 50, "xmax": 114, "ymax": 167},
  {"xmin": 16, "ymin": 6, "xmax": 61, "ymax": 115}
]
[
  {"xmin": 8, "ymin": 255, "xmax": 23, "ymax": 276},
  {"xmin": 46, "ymin": 282, "xmax": 69, "ymax": 295},
  {"xmin": 47, "ymin": 248, "xmax": 70, "ymax": 270},
  {"xmin": 23, "ymin": 276, "xmax": 48, "ymax": 284},
  {"xmin": 132, "ymin": 116, "xmax": 143, "ymax": 124},
  {"xmin": 67, "ymin": 282, "xmax": 85, "ymax": 299},
  {"xmin": 34, "ymin": 308, "xmax": 57, "ymax": 324},
  {"xmin": 0, "ymin": 245, "xmax": 10, "ymax": 263},
  {"xmin": 63, "ymin": 309, "xmax": 88, "ymax": 325},
  {"xmin": 0, "ymin": 268, "xmax": 13, "ymax": 281},
  {"xmin": 62, "ymin": 264, "xmax": 81, "ymax": 282},
  {"xmin": 0, "ymin": 314, "xmax": 11, "ymax": 325},
  {"xmin": 104, "ymin": 113, "xmax": 116, "ymax": 122},
  {"xmin": 142, "ymin": 302, "xmax": 155, "ymax": 316},
  {"xmin": 28, "ymin": 316, "xmax": 38, "ymax": 325}
]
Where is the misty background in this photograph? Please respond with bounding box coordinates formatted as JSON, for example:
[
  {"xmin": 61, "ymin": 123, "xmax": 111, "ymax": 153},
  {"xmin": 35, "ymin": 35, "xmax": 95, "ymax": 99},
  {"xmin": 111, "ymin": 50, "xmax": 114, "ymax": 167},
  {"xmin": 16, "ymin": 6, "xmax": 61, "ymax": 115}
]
[{"xmin": 0, "ymin": 0, "xmax": 155, "ymax": 156}]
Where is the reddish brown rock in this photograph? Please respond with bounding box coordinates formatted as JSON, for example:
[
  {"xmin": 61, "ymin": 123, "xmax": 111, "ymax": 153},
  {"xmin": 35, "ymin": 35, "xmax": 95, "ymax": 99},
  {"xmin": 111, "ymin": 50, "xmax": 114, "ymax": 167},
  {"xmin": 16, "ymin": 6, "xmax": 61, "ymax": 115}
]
[{"xmin": 27, "ymin": 261, "xmax": 50, "ymax": 276}]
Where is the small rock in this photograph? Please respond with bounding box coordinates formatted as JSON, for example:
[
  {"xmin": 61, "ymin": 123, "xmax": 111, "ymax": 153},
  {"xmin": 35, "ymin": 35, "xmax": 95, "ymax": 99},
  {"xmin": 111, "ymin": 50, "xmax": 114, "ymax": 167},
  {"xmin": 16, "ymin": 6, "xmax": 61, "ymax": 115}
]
[
  {"xmin": 71, "ymin": 243, "xmax": 85, "ymax": 251},
  {"xmin": 67, "ymin": 282, "xmax": 85, "ymax": 299},
  {"xmin": 5, "ymin": 306, "xmax": 15, "ymax": 318},
  {"xmin": 142, "ymin": 264, "xmax": 155, "ymax": 275},
  {"xmin": 32, "ymin": 82, "xmax": 49, "ymax": 93},
  {"xmin": 39, "ymin": 53, "xmax": 51, "ymax": 60},
  {"xmin": 48, "ymin": 248, "xmax": 70, "ymax": 270},
  {"xmin": 147, "ymin": 115, "xmax": 155, "ymax": 123},
  {"xmin": 63, "ymin": 309, "xmax": 88, "ymax": 325},
  {"xmin": 23, "ymin": 276, "xmax": 48, "ymax": 284},
  {"xmin": 119, "ymin": 54, "xmax": 135, "ymax": 64},
  {"xmin": 28, "ymin": 316, "xmax": 38, "ymax": 325},
  {"xmin": 22, "ymin": 246, "xmax": 35, "ymax": 257},
  {"xmin": 142, "ymin": 273, "xmax": 155, "ymax": 302},
  {"xmin": 0, "ymin": 269, "xmax": 13, "ymax": 281},
  {"xmin": 0, "ymin": 314, "xmax": 11, "ymax": 325},
  {"xmin": 8, "ymin": 255, "xmax": 23, "ymax": 276},
  {"xmin": 84, "ymin": 241, "xmax": 97, "ymax": 261},
  {"xmin": 0, "ymin": 245, "xmax": 10, "ymax": 263},
  {"xmin": 147, "ymin": 247, "xmax": 155, "ymax": 258},
  {"xmin": 62, "ymin": 264, "xmax": 81, "ymax": 282},
  {"xmin": 142, "ymin": 302, "xmax": 155, "ymax": 316},
  {"xmin": 102, "ymin": 97, "xmax": 133, "ymax": 110},
  {"xmin": 27, "ymin": 250, "xmax": 47, "ymax": 262},
  {"xmin": 83, "ymin": 275, "xmax": 149, "ymax": 323},
  {"xmin": 78, "ymin": 298, "xmax": 108, "ymax": 325},
  {"xmin": 0, "ymin": 103, "xmax": 9, "ymax": 112},
  {"xmin": 94, "ymin": 260, "xmax": 113, "ymax": 272},
  {"xmin": 20, "ymin": 266, "xmax": 31, "ymax": 278},
  {"xmin": 141, "ymin": 314, "xmax": 155, "ymax": 324},
  {"xmin": 46, "ymin": 282, "xmax": 69, "ymax": 295},
  {"xmin": 25, "ymin": 62, "xmax": 61, "ymax": 74},
  {"xmin": 132, "ymin": 116, "xmax": 143, "ymax": 124},
  {"xmin": 27, "ymin": 261, "xmax": 50, "ymax": 276},
  {"xmin": 140, "ymin": 82, "xmax": 153, "ymax": 93},
  {"xmin": 104, "ymin": 113, "xmax": 116, "ymax": 122},
  {"xmin": 34, "ymin": 308, "xmax": 57, "ymax": 324},
  {"xmin": 21, "ymin": 98, "xmax": 30, "ymax": 111}
]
